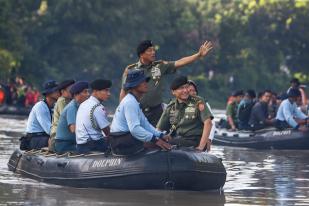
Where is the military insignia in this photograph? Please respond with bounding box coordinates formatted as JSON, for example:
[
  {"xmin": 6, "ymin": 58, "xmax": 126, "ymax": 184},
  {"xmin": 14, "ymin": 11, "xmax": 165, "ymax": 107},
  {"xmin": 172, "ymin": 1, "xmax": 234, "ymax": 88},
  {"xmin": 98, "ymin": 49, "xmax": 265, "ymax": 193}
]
[
  {"xmin": 151, "ymin": 65, "xmax": 161, "ymax": 86},
  {"xmin": 185, "ymin": 106, "xmax": 195, "ymax": 113},
  {"xmin": 169, "ymin": 108, "xmax": 178, "ymax": 124},
  {"xmin": 188, "ymin": 102, "xmax": 195, "ymax": 107},
  {"xmin": 198, "ymin": 102, "xmax": 205, "ymax": 111}
]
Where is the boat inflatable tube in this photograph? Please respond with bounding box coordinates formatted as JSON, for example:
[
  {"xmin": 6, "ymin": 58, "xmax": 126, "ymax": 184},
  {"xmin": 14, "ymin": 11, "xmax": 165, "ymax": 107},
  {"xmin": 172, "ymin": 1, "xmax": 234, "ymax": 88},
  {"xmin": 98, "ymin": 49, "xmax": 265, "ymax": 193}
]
[
  {"xmin": 214, "ymin": 127, "xmax": 309, "ymax": 150},
  {"xmin": 8, "ymin": 148, "xmax": 226, "ymax": 191}
]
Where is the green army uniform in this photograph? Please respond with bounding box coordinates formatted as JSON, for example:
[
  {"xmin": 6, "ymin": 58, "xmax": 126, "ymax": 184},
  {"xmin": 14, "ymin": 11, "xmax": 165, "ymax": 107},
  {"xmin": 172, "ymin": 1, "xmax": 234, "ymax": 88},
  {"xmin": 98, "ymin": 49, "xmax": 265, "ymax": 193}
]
[
  {"xmin": 49, "ymin": 96, "xmax": 71, "ymax": 151},
  {"xmin": 157, "ymin": 95, "xmax": 214, "ymax": 147},
  {"xmin": 122, "ymin": 60, "xmax": 176, "ymax": 126},
  {"xmin": 226, "ymin": 101, "xmax": 238, "ymax": 128}
]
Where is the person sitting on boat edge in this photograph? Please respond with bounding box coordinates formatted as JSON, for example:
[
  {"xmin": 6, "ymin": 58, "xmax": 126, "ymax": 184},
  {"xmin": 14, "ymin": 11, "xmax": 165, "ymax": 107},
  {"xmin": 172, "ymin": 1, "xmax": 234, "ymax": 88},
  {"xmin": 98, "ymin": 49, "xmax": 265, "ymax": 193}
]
[
  {"xmin": 49, "ymin": 79, "xmax": 75, "ymax": 151},
  {"xmin": 225, "ymin": 90, "xmax": 244, "ymax": 131},
  {"xmin": 248, "ymin": 90, "xmax": 275, "ymax": 131},
  {"xmin": 237, "ymin": 89, "xmax": 256, "ymax": 130},
  {"xmin": 75, "ymin": 79, "xmax": 112, "ymax": 154},
  {"xmin": 22, "ymin": 80, "xmax": 60, "ymax": 150},
  {"xmin": 157, "ymin": 76, "xmax": 213, "ymax": 151},
  {"xmin": 187, "ymin": 80, "xmax": 216, "ymax": 144},
  {"xmin": 110, "ymin": 70, "xmax": 171, "ymax": 155},
  {"xmin": 54, "ymin": 81, "xmax": 89, "ymax": 154},
  {"xmin": 275, "ymin": 88, "xmax": 309, "ymax": 132}
]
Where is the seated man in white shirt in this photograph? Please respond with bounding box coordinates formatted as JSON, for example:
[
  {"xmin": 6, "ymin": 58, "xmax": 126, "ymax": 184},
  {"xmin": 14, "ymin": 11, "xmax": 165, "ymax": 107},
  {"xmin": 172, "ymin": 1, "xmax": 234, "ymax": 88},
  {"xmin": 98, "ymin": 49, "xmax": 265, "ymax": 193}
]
[
  {"xmin": 22, "ymin": 80, "xmax": 60, "ymax": 150},
  {"xmin": 275, "ymin": 88, "xmax": 309, "ymax": 132},
  {"xmin": 110, "ymin": 70, "xmax": 171, "ymax": 155},
  {"xmin": 75, "ymin": 79, "xmax": 112, "ymax": 154}
]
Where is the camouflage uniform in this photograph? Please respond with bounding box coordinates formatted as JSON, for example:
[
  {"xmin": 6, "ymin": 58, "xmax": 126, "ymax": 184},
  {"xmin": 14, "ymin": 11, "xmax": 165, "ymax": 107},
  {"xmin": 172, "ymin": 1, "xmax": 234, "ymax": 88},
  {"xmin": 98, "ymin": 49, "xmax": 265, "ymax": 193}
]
[
  {"xmin": 122, "ymin": 60, "xmax": 176, "ymax": 125},
  {"xmin": 226, "ymin": 101, "xmax": 239, "ymax": 128},
  {"xmin": 157, "ymin": 95, "xmax": 213, "ymax": 147},
  {"xmin": 49, "ymin": 96, "xmax": 71, "ymax": 151}
]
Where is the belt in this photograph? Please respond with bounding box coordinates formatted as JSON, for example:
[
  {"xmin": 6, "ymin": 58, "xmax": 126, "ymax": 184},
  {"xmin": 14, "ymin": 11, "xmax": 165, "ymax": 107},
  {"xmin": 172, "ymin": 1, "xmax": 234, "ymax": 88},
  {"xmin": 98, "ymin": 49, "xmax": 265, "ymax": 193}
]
[
  {"xmin": 78, "ymin": 138, "xmax": 104, "ymax": 146},
  {"xmin": 55, "ymin": 139, "xmax": 76, "ymax": 143},
  {"xmin": 26, "ymin": 132, "xmax": 49, "ymax": 137},
  {"xmin": 142, "ymin": 104, "xmax": 162, "ymax": 112}
]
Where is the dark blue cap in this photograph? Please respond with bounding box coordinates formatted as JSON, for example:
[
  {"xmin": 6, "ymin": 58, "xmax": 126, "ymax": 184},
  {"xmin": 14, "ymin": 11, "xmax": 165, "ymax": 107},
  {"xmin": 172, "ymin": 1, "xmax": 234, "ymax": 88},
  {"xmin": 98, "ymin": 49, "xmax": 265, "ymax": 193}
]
[
  {"xmin": 124, "ymin": 70, "xmax": 150, "ymax": 90},
  {"xmin": 287, "ymin": 88, "xmax": 301, "ymax": 97},
  {"xmin": 57, "ymin": 79, "xmax": 75, "ymax": 90},
  {"xmin": 42, "ymin": 80, "xmax": 59, "ymax": 95},
  {"xmin": 70, "ymin": 81, "xmax": 89, "ymax": 95}
]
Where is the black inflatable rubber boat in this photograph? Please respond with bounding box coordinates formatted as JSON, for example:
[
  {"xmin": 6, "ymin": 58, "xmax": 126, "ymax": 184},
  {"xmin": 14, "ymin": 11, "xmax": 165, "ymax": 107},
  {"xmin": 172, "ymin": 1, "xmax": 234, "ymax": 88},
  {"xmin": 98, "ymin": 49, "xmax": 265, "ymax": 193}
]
[
  {"xmin": 8, "ymin": 148, "xmax": 226, "ymax": 191},
  {"xmin": 213, "ymin": 127, "xmax": 309, "ymax": 149},
  {"xmin": 0, "ymin": 104, "xmax": 31, "ymax": 116}
]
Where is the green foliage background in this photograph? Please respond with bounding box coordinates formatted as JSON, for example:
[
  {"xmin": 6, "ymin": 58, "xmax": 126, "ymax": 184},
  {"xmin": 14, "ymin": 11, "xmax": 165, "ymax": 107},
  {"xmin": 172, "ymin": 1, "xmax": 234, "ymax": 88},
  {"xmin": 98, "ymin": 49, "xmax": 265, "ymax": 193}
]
[{"xmin": 1, "ymin": 0, "xmax": 308, "ymax": 108}]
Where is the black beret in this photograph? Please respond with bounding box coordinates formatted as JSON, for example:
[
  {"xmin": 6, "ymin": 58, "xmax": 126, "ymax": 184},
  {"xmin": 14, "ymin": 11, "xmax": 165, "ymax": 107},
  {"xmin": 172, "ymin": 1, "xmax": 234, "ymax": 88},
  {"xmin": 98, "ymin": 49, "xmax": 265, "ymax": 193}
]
[
  {"xmin": 188, "ymin": 80, "xmax": 198, "ymax": 94},
  {"xmin": 290, "ymin": 78, "xmax": 300, "ymax": 86},
  {"xmin": 57, "ymin": 79, "xmax": 75, "ymax": 90},
  {"xmin": 232, "ymin": 90, "xmax": 244, "ymax": 97},
  {"xmin": 70, "ymin": 81, "xmax": 89, "ymax": 95},
  {"xmin": 170, "ymin": 76, "xmax": 188, "ymax": 90},
  {"xmin": 90, "ymin": 79, "xmax": 112, "ymax": 90},
  {"xmin": 287, "ymin": 88, "xmax": 301, "ymax": 97},
  {"xmin": 245, "ymin": 89, "xmax": 256, "ymax": 98},
  {"xmin": 137, "ymin": 40, "xmax": 153, "ymax": 57}
]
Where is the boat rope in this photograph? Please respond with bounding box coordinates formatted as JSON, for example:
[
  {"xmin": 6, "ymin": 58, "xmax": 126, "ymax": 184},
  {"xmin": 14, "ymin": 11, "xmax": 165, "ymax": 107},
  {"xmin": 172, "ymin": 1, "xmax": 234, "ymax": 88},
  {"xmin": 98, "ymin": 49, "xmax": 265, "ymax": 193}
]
[
  {"xmin": 12, "ymin": 152, "xmax": 23, "ymax": 172},
  {"xmin": 165, "ymin": 151, "xmax": 175, "ymax": 190}
]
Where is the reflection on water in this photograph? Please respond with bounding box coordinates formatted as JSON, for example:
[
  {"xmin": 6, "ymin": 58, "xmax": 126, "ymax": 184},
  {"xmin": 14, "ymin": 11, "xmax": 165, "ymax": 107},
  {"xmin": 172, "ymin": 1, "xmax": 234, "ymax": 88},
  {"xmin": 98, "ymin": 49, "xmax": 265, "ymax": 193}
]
[
  {"xmin": 1, "ymin": 185, "xmax": 226, "ymax": 206},
  {"xmin": 0, "ymin": 115, "xmax": 309, "ymax": 205}
]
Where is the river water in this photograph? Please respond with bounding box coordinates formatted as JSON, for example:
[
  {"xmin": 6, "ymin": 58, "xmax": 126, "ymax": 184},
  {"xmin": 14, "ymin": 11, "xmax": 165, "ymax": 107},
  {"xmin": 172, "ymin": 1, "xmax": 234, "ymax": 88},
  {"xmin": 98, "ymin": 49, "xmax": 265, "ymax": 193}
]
[{"xmin": 0, "ymin": 115, "xmax": 309, "ymax": 206}]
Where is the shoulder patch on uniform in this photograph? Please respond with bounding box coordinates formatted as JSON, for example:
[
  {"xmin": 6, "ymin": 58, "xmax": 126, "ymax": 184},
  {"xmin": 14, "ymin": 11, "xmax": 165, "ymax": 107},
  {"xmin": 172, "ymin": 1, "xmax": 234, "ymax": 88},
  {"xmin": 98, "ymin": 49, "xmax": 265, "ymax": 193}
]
[
  {"xmin": 167, "ymin": 99, "xmax": 176, "ymax": 108},
  {"xmin": 198, "ymin": 102, "xmax": 205, "ymax": 111},
  {"xmin": 126, "ymin": 63, "xmax": 138, "ymax": 70},
  {"xmin": 123, "ymin": 63, "xmax": 138, "ymax": 76}
]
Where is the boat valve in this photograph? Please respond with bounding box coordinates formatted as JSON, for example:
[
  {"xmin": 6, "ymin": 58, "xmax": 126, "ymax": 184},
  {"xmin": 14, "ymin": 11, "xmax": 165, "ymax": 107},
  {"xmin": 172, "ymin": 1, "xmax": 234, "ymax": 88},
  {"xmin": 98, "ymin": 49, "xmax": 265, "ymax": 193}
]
[
  {"xmin": 164, "ymin": 181, "xmax": 175, "ymax": 190},
  {"xmin": 57, "ymin": 162, "xmax": 68, "ymax": 168},
  {"xmin": 36, "ymin": 159, "xmax": 44, "ymax": 166}
]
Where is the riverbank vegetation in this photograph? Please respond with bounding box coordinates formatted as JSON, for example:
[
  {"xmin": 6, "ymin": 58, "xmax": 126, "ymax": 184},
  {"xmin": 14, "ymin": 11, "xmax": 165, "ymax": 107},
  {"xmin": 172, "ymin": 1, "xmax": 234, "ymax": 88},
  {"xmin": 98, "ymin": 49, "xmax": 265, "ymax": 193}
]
[{"xmin": 1, "ymin": 0, "xmax": 308, "ymax": 108}]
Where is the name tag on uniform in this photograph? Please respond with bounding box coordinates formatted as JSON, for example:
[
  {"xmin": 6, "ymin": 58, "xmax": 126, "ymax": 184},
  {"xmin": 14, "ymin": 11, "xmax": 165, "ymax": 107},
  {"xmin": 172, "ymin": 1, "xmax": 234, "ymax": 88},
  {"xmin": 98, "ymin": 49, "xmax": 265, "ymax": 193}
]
[
  {"xmin": 169, "ymin": 109, "xmax": 178, "ymax": 124},
  {"xmin": 185, "ymin": 104, "xmax": 196, "ymax": 119}
]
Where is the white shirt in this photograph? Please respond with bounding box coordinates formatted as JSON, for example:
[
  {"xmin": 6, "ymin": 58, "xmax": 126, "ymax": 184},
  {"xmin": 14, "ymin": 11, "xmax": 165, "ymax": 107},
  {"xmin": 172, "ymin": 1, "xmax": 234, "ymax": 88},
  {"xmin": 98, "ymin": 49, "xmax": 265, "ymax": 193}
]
[
  {"xmin": 75, "ymin": 96, "xmax": 110, "ymax": 144},
  {"xmin": 111, "ymin": 93, "xmax": 162, "ymax": 142},
  {"xmin": 276, "ymin": 99, "xmax": 307, "ymax": 128},
  {"xmin": 26, "ymin": 101, "xmax": 52, "ymax": 134}
]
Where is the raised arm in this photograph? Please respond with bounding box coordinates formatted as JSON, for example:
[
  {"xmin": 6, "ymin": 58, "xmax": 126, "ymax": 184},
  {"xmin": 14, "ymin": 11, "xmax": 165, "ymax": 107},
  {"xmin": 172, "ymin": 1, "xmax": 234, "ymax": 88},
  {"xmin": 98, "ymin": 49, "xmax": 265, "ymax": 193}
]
[{"xmin": 174, "ymin": 41, "xmax": 213, "ymax": 68}]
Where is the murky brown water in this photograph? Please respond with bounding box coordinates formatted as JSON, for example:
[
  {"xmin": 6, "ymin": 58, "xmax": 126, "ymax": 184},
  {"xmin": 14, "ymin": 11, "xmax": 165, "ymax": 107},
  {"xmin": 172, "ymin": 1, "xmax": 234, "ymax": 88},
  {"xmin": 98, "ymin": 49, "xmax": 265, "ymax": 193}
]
[{"xmin": 0, "ymin": 115, "xmax": 309, "ymax": 206}]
